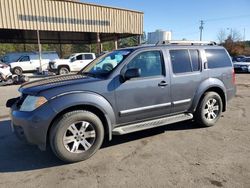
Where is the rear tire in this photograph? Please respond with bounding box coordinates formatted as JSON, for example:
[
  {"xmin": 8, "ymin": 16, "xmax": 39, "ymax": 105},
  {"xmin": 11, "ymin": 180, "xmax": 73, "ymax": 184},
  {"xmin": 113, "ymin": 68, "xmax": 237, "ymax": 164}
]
[
  {"xmin": 195, "ymin": 92, "xmax": 223, "ymax": 127},
  {"xmin": 49, "ymin": 110, "xmax": 104, "ymax": 163},
  {"xmin": 58, "ymin": 67, "xmax": 70, "ymax": 75}
]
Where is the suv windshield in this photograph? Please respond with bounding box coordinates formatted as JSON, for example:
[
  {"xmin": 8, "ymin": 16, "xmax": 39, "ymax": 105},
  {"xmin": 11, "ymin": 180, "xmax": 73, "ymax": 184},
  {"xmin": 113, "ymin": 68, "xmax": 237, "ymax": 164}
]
[{"xmin": 79, "ymin": 49, "xmax": 133, "ymax": 76}]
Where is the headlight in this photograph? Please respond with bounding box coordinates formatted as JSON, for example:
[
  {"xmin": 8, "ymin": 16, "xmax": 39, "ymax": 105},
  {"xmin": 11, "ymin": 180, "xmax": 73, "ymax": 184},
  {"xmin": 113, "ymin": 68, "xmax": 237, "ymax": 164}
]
[{"xmin": 20, "ymin": 96, "xmax": 47, "ymax": 112}]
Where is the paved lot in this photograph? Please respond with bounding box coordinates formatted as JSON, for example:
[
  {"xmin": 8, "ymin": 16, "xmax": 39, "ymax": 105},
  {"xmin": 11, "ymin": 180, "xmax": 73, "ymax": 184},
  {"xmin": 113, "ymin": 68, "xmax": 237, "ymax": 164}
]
[{"xmin": 0, "ymin": 74, "xmax": 250, "ymax": 188}]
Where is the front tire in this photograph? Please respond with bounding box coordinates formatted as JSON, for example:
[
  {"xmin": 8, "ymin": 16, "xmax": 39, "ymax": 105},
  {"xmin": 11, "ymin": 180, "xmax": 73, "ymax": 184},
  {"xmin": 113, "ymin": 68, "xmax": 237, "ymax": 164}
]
[
  {"xmin": 50, "ymin": 110, "xmax": 104, "ymax": 163},
  {"xmin": 58, "ymin": 67, "xmax": 70, "ymax": 75},
  {"xmin": 195, "ymin": 92, "xmax": 223, "ymax": 127},
  {"xmin": 13, "ymin": 67, "xmax": 23, "ymax": 75}
]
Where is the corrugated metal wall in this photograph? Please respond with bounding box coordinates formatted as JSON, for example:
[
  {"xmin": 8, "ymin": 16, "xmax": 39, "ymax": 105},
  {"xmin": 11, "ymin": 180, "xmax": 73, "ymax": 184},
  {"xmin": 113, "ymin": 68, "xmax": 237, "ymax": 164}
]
[{"xmin": 0, "ymin": 0, "xmax": 143, "ymax": 34}]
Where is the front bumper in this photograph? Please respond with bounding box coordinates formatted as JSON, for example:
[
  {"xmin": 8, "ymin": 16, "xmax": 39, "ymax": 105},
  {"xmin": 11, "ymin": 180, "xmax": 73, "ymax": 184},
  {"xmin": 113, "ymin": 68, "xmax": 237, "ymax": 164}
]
[{"xmin": 9, "ymin": 99, "xmax": 57, "ymax": 150}]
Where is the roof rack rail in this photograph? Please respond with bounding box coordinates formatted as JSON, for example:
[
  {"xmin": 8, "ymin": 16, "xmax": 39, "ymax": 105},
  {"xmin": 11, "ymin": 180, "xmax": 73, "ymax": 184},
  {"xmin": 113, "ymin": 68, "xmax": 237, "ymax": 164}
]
[{"xmin": 156, "ymin": 40, "xmax": 217, "ymax": 46}]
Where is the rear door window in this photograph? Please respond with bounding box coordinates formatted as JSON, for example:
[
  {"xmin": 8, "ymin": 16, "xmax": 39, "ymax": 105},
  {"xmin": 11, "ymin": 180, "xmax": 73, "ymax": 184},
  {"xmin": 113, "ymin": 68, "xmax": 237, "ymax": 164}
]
[
  {"xmin": 84, "ymin": 54, "xmax": 94, "ymax": 60},
  {"xmin": 205, "ymin": 49, "xmax": 232, "ymax": 68},
  {"xmin": 170, "ymin": 50, "xmax": 192, "ymax": 74}
]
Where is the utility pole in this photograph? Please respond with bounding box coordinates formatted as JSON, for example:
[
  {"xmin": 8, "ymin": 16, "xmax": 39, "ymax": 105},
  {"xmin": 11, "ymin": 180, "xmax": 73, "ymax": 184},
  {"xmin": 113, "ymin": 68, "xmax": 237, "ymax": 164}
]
[
  {"xmin": 243, "ymin": 28, "xmax": 246, "ymax": 41},
  {"xmin": 199, "ymin": 20, "xmax": 204, "ymax": 41}
]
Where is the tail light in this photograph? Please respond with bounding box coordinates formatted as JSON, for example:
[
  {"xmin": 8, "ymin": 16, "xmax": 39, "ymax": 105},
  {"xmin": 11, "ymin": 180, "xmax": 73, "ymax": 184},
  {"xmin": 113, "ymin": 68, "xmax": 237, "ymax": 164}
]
[{"xmin": 232, "ymin": 68, "xmax": 236, "ymax": 84}]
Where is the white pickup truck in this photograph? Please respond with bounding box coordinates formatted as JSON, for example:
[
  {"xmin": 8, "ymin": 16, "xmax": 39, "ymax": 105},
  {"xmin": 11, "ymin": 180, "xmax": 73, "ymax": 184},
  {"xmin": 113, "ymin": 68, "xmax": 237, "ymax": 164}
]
[{"xmin": 48, "ymin": 53, "xmax": 96, "ymax": 75}]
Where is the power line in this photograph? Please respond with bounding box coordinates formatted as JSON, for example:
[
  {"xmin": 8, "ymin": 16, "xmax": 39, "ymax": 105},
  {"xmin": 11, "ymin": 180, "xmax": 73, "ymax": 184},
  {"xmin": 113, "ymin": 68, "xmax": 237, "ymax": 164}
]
[{"xmin": 204, "ymin": 14, "xmax": 250, "ymax": 22}]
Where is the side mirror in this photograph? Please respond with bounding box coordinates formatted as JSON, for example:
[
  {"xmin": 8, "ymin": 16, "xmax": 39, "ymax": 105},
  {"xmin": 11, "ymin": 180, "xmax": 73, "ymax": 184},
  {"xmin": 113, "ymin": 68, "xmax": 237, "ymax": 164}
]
[{"xmin": 123, "ymin": 68, "xmax": 141, "ymax": 80}]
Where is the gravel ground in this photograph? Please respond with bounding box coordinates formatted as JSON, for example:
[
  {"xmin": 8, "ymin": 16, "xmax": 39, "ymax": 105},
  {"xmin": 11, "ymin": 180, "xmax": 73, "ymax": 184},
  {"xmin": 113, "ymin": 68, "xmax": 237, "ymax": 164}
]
[{"xmin": 0, "ymin": 74, "xmax": 249, "ymax": 188}]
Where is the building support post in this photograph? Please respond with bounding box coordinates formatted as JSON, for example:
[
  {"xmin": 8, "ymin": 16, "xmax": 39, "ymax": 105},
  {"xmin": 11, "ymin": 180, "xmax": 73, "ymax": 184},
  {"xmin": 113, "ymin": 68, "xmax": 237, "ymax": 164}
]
[
  {"xmin": 100, "ymin": 43, "xmax": 103, "ymax": 53},
  {"xmin": 37, "ymin": 29, "xmax": 42, "ymax": 73},
  {"xmin": 137, "ymin": 35, "xmax": 142, "ymax": 45},
  {"xmin": 96, "ymin": 33, "xmax": 101, "ymax": 55},
  {"xmin": 58, "ymin": 32, "xmax": 63, "ymax": 58},
  {"xmin": 114, "ymin": 35, "xmax": 118, "ymax": 50},
  {"xmin": 89, "ymin": 44, "xmax": 92, "ymax": 52}
]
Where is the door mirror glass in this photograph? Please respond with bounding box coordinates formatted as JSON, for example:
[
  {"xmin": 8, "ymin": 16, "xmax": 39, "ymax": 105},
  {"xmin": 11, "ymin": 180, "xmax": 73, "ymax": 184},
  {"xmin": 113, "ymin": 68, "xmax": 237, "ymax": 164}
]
[{"xmin": 124, "ymin": 68, "xmax": 141, "ymax": 80}]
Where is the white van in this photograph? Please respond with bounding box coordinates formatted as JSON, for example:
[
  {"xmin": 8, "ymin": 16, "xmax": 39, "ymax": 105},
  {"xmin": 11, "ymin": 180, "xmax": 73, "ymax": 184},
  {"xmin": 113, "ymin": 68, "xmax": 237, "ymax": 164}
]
[{"xmin": 9, "ymin": 52, "xmax": 59, "ymax": 75}]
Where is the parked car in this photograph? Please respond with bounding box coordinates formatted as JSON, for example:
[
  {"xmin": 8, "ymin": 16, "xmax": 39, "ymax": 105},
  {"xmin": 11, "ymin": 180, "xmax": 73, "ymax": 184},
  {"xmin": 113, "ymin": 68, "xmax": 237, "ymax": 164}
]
[
  {"xmin": 232, "ymin": 55, "xmax": 246, "ymax": 62},
  {"xmin": 233, "ymin": 57, "xmax": 250, "ymax": 73},
  {"xmin": 9, "ymin": 52, "xmax": 59, "ymax": 75},
  {"xmin": 7, "ymin": 41, "xmax": 236, "ymax": 163},
  {"xmin": 49, "ymin": 53, "xmax": 96, "ymax": 75}
]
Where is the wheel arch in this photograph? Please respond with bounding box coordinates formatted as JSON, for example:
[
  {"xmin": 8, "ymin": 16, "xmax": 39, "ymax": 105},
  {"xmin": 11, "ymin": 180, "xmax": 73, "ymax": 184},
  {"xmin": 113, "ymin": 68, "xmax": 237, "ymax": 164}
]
[
  {"xmin": 191, "ymin": 78, "xmax": 227, "ymax": 113},
  {"xmin": 199, "ymin": 87, "xmax": 226, "ymax": 112},
  {"xmin": 45, "ymin": 92, "xmax": 116, "ymax": 149},
  {"xmin": 58, "ymin": 65, "xmax": 71, "ymax": 72},
  {"xmin": 47, "ymin": 104, "xmax": 111, "ymax": 148}
]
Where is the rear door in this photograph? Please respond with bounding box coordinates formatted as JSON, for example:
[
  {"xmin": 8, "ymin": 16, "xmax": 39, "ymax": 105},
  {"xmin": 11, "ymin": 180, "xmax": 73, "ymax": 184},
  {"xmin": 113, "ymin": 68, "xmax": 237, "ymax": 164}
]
[
  {"xmin": 81, "ymin": 54, "xmax": 94, "ymax": 69},
  {"xmin": 168, "ymin": 48, "xmax": 208, "ymax": 113}
]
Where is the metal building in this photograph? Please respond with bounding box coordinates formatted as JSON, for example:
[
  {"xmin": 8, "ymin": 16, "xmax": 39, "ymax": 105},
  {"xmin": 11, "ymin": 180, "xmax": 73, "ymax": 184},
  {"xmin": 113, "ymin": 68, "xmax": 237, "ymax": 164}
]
[{"xmin": 0, "ymin": 0, "xmax": 143, "ymax": 49}]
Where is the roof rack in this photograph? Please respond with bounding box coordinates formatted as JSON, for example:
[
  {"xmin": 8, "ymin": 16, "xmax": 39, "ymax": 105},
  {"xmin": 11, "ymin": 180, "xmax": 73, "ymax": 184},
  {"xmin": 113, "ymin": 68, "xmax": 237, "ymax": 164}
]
[{"xmin": 156, "ymin": 40, "xmax": 217, "ymax": 46}]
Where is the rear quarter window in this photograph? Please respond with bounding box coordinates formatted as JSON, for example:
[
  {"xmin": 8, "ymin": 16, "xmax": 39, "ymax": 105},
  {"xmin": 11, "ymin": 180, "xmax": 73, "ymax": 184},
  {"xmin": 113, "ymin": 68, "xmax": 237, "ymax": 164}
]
[{"xmin": 205, "ymin": 49, "xmax": 232, "ymax": 68}]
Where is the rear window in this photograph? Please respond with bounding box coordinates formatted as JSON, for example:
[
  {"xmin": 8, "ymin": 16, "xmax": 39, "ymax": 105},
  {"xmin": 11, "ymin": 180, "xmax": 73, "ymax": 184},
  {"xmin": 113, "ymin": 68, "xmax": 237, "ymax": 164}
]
[{"xmin": 205, "ymin": 49, "xmax": 232, "ymax": 68}]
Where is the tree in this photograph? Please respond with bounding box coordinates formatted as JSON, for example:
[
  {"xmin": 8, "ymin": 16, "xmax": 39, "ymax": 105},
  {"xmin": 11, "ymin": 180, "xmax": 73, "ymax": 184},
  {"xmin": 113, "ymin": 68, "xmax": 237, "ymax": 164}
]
[
  {"xmin": 217, "ymin": 29, "xmax": 226, "ymax": 44},
  {"xmin": 119, "ymin": 36, "xmax": 138, "ymax": 48},
  {"xmin": 230, "ymin": 29, "xmax": 242, "ymax": 42}
]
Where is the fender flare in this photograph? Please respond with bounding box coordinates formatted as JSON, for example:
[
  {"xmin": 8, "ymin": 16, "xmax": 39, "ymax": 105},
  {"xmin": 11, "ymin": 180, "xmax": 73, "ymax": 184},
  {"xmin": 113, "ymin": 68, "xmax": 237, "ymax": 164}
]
[
  {"xmin": 190, "ymin": 78, "xmax": 227, "ymax": 112},
  {"xmin": 48, "ymin": 91, "xmax": 116, "ymax": 140}
]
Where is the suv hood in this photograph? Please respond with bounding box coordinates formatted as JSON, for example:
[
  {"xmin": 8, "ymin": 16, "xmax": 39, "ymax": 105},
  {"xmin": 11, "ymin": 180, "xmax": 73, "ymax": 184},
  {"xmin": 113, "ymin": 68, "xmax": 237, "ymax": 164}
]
[{"xmin": 19, "ymin": 74, "xmax": 101, "ymax": 95}]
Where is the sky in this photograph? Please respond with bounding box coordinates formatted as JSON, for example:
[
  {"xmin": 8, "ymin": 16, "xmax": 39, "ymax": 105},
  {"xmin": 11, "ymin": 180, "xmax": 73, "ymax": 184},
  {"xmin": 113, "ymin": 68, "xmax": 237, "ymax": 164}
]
[{"xmin": 81, "ymin": 0, "xmax": 250, "ymax": 42}]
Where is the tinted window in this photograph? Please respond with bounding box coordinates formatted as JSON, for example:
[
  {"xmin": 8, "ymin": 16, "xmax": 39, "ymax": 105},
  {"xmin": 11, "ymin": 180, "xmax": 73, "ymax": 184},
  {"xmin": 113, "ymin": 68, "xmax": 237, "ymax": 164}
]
[
  {"xmin": 205, "ymin": 49, "xmax": 232, "ymax": 68},
  {"xmin": 127, "ymin": 51, "xmax": 163, "ymax": 77},
  {"xmin": 244, "ymin": 58, "xmax": 250, "ymax": 62},
  {"xmin": 84, "ymin": 54, "xmax": 94, "ymax": 60},
  {"xmin": 20, "ymin": 56, "xmax": 30, "ymax": 62},
  {"xmin": 76, "ymin": 55, "xmax": 83, "ymax": 60},
  {"xmin": 170, "ymin": 50, "xmax": 192, "ymax": 73},
  {"xmin": 190, "ymin": 50, "xmax": 200, "ymax": 71}
]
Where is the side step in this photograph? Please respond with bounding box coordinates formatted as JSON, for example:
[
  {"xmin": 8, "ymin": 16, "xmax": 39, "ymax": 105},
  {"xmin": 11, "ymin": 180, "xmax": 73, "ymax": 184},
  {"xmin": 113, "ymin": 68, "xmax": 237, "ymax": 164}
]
[{"xmin": 112, "ymin": 113, "xmax": 193, "ymax": 135}]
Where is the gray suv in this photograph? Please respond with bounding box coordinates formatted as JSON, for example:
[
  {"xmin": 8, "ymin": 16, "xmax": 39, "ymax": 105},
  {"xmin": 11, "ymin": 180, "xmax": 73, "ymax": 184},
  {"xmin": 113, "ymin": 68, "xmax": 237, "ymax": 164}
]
[{"xmin": 7, "ymin": 41, "xmax": 236, "ymax": 162}]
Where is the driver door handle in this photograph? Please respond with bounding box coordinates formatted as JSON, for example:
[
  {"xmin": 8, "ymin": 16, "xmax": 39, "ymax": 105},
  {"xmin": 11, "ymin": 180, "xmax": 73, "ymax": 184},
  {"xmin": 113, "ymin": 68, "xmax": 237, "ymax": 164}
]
[{"xmin": 158, "ymin": 81, "xmax": 168, "ymax": 87}]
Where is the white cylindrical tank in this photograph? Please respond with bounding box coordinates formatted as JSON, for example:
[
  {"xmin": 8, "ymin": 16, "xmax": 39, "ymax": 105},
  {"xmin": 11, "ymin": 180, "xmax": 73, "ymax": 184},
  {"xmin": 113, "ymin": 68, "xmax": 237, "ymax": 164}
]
[{"xmin": 148, "ymin": 30, "xmax": 172, "ymax": 44}]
